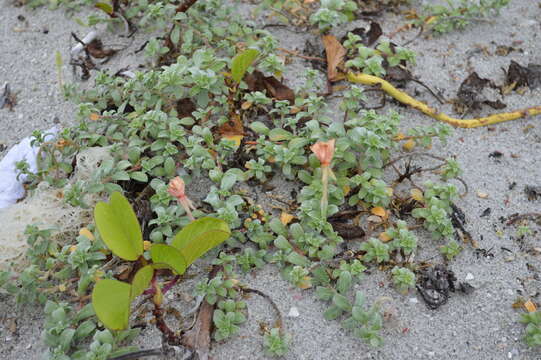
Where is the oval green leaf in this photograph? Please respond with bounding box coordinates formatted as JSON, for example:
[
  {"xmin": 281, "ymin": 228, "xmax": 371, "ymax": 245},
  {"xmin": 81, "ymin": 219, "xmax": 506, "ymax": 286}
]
[
  {"xmin": 92, "ymin": 279, "xmax": 131, "ymax": 330},
  {"xmin": 231, "ymin": 48, "xmax": 259, "ymax": 83},
  {"xmin": 94, "ymin": 192, "xmax": 143, "ymax": 261},
  {"xmin": 130, "ymin": 265, "xmax": 154, "ymax": 300},
  {"xmin": 150, "ymin": 244, "xmax": 187, "ymax": 275},
  {"xmin": 171, "ymin": 217, "xmax": 230, "ymax": 266}
]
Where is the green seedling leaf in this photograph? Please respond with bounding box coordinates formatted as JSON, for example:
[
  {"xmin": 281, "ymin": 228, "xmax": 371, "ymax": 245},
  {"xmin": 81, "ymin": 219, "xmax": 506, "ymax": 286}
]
[
  {"xmin": 231, "ymin": 48, "xmax": 259, "ymax": 83},
  {"xmin": 92, "ymin": 279, "xmax": 131, "ymax": 330},
  {"xmin": 150, "ymin": 244, "xmax": 187, "ymax": 275},
  {"xmin": 171, "ymin": 217, "xmax": 230, "ymax": 265},
  {"xmin": 94, "ymin": 192, "xmax": 143, "ymax": 261},
  {"xmin": 130, "ymin": 265, "xmax": 154, "ymax": 300}
]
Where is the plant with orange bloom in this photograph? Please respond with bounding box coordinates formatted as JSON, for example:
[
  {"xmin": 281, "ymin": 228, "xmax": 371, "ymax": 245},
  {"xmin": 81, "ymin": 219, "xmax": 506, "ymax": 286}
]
[
  {"xmin": 310, "ymin": 139, "xmax": 336, "ymax": 218},
  {"xmin": 167, "ymin": 176, "xmax": 196, "ymax": 221}
]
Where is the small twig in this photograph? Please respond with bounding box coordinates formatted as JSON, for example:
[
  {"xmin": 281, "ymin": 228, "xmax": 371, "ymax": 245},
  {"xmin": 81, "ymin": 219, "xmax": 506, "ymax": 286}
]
[
  {"xmin": 401, "ymin": 25, "xmax": 424, "ymax": 47},
  {"xmin": 107, "ymin": 348, "xmax": 163, "ymax": 360},
  {"xmin": 507, "ymin": 213, "xmax": 541, "ymax": 225},
  {"xmin": 241, "ymin": 288, "xmax": 284, "ymax": 333},
  {"xmin": 384, "ymin": 152, "xmax": 446, "ymax": 169},
  {"xmin": 277, "ymin": 48, "xmax": 326, "ymax": 62},
  {"xmin": 409, "ymin": 77, "xmax": 446, "ymax": 105}
]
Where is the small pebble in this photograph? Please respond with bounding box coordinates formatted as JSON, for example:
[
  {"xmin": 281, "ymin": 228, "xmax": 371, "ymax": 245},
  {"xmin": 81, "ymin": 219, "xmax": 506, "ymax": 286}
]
[
  {"xmin": 506, "ymin": 289, "xmax": 514, "ymax": 296},
  {"xmin": 465, "ymin": 273, "xmax": 474, "ymax": 281},
  {"xmin": 409, "ymin": 297, "xmax": 419, "ymax": 304},
  {"xmin": 288, "ymin": 307, "xmax": 300, "ymax": 318}
]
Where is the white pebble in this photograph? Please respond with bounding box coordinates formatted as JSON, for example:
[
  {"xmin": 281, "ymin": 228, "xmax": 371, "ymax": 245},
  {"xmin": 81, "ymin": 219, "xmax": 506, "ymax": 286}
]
[
  {"xmin": 409, "ymin": 297, "xmax": 419, "ymax": 304},
  {"xmin": 288, "ymin": 307, "xmax": 300, "ymax": 318},
  {"xmin": 465, "ymin": 273, "xmax": 474, "ymax": 281}
]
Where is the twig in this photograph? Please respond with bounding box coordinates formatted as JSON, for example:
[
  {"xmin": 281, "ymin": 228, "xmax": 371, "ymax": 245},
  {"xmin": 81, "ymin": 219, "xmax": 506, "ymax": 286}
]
[
  {"xmin": 384, "ymin": 152, "xmax": 446, "ymax": 169},
  {"xmin": 277, "ymin": 48, "xmax": 326, "ymax": 62},
  {"xmin": 409, "ymin": 77, "xmax": 446, "ymax": 105},
  {"xmin": 507, "ymin": 213, "xmax": 541, "ymax": 225},
  {"xmin": 241, "ymin": 288, "xmax": 284, "ymax": 332},
  {"xmin": 401, "ymin": 25, "xmax": 424, "ymax": 47},
  {"xmin": 107, "ymin": 348, "xmax": 163, "ymax": 360}
]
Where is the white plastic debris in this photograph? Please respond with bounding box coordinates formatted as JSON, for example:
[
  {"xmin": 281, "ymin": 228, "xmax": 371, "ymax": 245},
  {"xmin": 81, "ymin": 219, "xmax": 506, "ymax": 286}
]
[
  {"xmin": 70, "ymin": 31, "xmax": 98, "ymax": 56},
  {"xmin": 287, "ymin": 307, "xmax": 300, "ymax": 318},
  {"xmin": 0, "ymin": 127, "xmax": 58, "ymax": 209},
  {"xmin": 465, "ymin": 273, "xmax": 475, "ymax": 281}
]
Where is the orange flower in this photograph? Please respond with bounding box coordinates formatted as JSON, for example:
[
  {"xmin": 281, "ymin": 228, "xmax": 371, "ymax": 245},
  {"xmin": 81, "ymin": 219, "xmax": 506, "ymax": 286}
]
[
  {"xmin": 310, "ymin": 139, "xmax": 335, "ymax": 167},
  {"xmin": 168, "ymin": 176, "xmax": 196, "ymax": 221}
]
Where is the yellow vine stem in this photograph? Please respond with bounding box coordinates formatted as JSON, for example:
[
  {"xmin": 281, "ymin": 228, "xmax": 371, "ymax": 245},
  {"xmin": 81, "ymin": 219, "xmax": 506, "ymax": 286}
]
[{"xmin": 347, "ymin": 72, "xmax": 541, "ymax": 128}]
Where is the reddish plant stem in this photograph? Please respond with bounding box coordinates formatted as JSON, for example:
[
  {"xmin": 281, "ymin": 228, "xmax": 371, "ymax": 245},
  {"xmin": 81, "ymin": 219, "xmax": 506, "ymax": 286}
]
[
  {"xmin": 153, "ymin": 302, "xmax": 182, "ymax": 345},
  {"xmin": 143, "ymin": 275, "xmax": 180, "ymax": 296}
]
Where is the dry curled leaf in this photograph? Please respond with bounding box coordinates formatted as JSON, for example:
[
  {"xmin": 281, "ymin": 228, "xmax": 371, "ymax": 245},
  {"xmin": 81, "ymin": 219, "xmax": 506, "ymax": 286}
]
[
  {"xmin": 322, "ymin": 35, "xmax": 346, "ymax": 82},
  {"xmin": 524, "ymin": 299, "xmax": 537, "ymax": 313},
  {"xmin": 410, "ymin": 188, "xmax": 424, "ymax": 202},
  {"xmin": 79, "ymin": 227, "xmax": 95, "ymax": 241},
  {"xmin": 280, "ymin": 212, "xmax": 295, "ymax": 226},
  {"xmin": 379, "ymin": 232, "xmax": 392, "ymax": 243},
  {"xmin": 402, "ymin": 139, "xmax": 416, "ymax": 152},
  {"xmin": 371, "ymin": 206, "xmax": 387, "ymax": 219}
]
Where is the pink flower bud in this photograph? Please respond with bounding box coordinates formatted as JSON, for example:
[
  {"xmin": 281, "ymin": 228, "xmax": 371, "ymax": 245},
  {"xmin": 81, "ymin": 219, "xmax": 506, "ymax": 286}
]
[
  {"xmin": 310, "ymin": 139, "xmax": 335, "ymax": 167},
  {"xmin": 167, "ymin": 176, "xmax": 196, "ymax": 221}
]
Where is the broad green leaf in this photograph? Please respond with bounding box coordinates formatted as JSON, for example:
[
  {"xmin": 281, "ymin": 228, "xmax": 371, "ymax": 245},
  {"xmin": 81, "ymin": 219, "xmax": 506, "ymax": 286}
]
[
  {"xmin": 231, "ymin": 48, "xmax": 259, "ymax": 83},
  {"xmin": 130, "ymin": 265, "xmax": 154, "ymax": 300},
  {"xmin": 150, "ymin": 244, "xmax": 187, "ymax": 275},
  {"xmin": 92, "ymin": 279, "xmax": 131, "ymax": 330},
  {"xmin": 130, "ymin": 171, "xmax": 148, "ymax": 182},
  {"xmin": 171, "ymin": 217, "xmax": 230, "ymax": 265},
  {"xmin": 332, "ymin": 293, "xmax": 352, "ymax": 312},
  {"xmin": 286, "ymin": 252, "xmax": 309, "ymax": 267},
  {"xmin": 323, "ymin": 305, "xmax": 342, "ymax": 320},
  {"xmin": 94, "ymin": 192, "xmax": 143, "ymax": 261},
  {"xmin": 268, "ymin": 128, "xmax": 293, "ymax": 142},
  {"xmin": 337, "ymin": 271, "xmax": 352, "ymax": 295},
  {"xmin": 315, "ymin": 286, "xmax": 334, "ymax": 301}
]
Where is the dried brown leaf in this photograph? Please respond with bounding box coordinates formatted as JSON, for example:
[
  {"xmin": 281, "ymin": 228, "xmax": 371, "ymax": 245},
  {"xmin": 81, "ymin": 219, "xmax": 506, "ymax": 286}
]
[{"xmin": 322, "ymin": 35, "xmax": 346, "ymax": 82}]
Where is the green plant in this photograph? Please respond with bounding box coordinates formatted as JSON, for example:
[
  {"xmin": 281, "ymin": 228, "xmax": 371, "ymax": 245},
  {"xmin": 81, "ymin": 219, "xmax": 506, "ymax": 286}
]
[
  {"xmin": 412, "ymin": 182, "xmax": 457, "ymax": 239},
  {"xmin": 521, "ymin": 311, "xmax": 541, "ymax": 347},
  {"xmin": 440, "ymin": 240, "xmax": 462, "ymax": 260},
  {"xmin": 213, "ymin": 299, "xmax": 247, "ymax": 341},
  {"xmin": 310, "ymin": 0, "xmax": 358, "ymax": 33},
  {"xmin": 387, "ymin": 220, "xmax": 418, "ymax": 256},
  {"xmin": 195, "ymin": 273, "xmax": 237, "ymax": 306},
  {"xmin": 417, "ymin": 0, "xmax": 511, "ymax": 34},
  {"xmin": 263, "ymin": 328, "xmax": 291, "ymax": 357},
  {"xmin": 360, "ymin": 238, "xmax": 390, "ymax": 264},
  {"xmin": 317, "ymin": 289, "xmax": 383, "ymax": 347},
  {"xmin": 91, "ymin": 192, "xmax": 230, "ymax": 330},
  {"xmin": 391, "ymin": 267, "xmax": 416, "ymax": 293},
  {"xmin": 245, "ymin": 158, "xmax": 272, "ymax": 182},
  {"xmin": 440, "ymin": 158, "xmax": 462, "ymax": 180}
]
